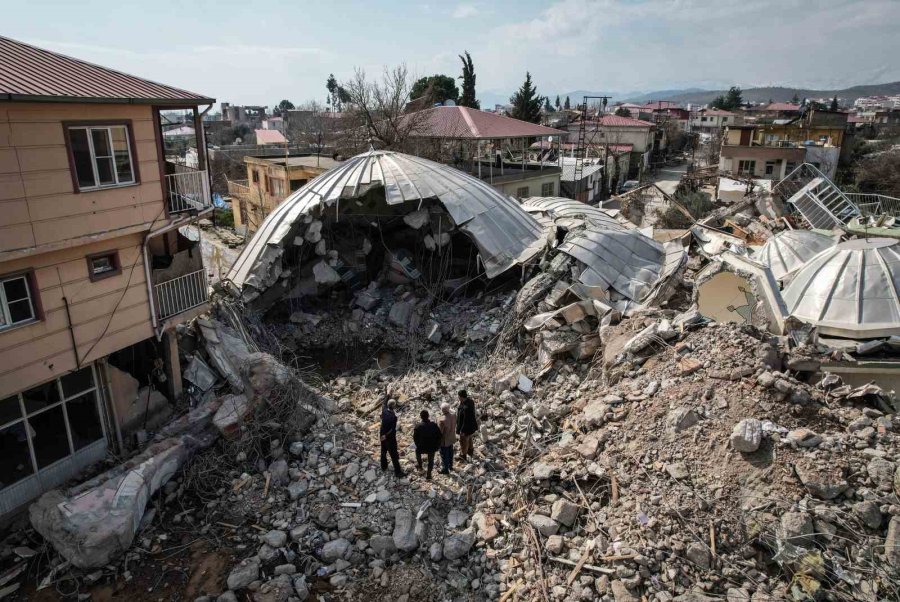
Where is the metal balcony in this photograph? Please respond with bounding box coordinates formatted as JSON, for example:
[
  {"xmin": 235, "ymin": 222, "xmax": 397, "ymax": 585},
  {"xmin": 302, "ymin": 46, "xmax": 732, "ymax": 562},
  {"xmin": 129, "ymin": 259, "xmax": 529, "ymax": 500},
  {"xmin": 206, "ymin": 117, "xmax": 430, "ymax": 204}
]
[
  {"xmin": 154, "ymin": 269, "xmax": 209, "ymax": 320},
  {"xmin": 166, "ymin": 168, "xmax": 212, "ymax": 214}
]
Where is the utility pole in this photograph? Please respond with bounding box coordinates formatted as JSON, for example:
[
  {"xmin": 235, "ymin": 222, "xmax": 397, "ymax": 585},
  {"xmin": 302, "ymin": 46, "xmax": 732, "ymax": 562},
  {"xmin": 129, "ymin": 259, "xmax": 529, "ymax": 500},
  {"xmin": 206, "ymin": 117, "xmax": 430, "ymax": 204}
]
[{"xmin": 574, "ymin": 95, "xmax": 611, "ymax": 203}]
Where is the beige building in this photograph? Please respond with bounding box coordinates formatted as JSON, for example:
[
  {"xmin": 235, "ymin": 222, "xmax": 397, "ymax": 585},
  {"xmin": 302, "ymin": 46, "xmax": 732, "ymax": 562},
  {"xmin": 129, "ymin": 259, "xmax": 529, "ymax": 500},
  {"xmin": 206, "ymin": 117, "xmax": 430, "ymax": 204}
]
[
  {"xmin": 228, "ymin": 155, "xmax": 342, "ymax": 232},
  {"xmin": 0, "ymin": 36, "xmax": 214, "ymax": 517}
]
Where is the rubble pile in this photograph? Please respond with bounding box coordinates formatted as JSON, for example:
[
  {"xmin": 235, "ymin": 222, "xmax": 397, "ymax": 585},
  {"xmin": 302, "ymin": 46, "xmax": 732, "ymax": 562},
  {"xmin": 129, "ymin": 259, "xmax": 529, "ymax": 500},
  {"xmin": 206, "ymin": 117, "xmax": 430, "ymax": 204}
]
[{"xmin": 6, "ymin": 154, "xmax": 900, "ymax": 601}]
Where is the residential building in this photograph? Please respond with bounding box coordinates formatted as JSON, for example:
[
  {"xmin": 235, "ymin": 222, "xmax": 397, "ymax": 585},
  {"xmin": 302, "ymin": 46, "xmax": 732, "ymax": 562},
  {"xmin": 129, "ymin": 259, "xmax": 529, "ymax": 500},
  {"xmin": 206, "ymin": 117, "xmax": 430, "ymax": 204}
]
[
  {"xmin": 0, "ymin": 37, "xmax": 214, "ymax": 517},
  {"xmin": 228, "ymin": 155, "xmax": 343, "ymax": 232},
  {"xmin": 746, "ymin": 102, "xmax": 802, "ymax": 121},
  {"xmin": 718, "ymin": 110, "xmax": 849, "ymax": 179},
  {"xmin": 566, "ymin": 114, "xmax": 656, "ymax": 177},
  {"xmin": 220, "ymin": 103, "xmax": 267, "ymax": 128},
  {"xmin": 403, "ymin": 105, "xmax": 564, "ymax": 199},
  {"xmin": 689, "ymin": 109, "xmax": 742, "ymax": 134},
  {"xmin": 261, "ymin": 116, "xmax": 285, "ymax": 134},
  {"xmin": 560, "ymin": 159, "xmax": 604, "ymax": 203}
]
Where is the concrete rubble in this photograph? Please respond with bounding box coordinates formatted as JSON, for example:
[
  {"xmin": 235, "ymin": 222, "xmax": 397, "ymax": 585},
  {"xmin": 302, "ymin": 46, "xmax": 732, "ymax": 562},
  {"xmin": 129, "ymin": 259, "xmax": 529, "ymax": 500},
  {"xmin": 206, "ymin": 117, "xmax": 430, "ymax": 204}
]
[{"xmin": 5, "ymin": 159, "xmax": 900, "ymax": 601}]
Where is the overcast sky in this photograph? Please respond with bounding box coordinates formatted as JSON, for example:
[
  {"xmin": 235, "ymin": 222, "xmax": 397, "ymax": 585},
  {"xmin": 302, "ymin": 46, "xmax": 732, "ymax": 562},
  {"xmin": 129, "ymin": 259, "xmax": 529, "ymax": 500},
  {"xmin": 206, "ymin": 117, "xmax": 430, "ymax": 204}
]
[{"xmin": 6, "ymin": 0, "xmax": 900, "ymax": 107}]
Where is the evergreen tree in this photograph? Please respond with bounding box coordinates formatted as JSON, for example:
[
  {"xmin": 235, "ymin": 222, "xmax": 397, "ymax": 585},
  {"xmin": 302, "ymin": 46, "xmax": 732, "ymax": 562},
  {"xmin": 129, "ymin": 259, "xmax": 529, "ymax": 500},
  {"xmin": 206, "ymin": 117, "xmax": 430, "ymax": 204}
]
[
  {"xmin": 509, "ymin": 72, "xmax": 543, "ymax": 123},
  {"xmin": 544, "ymin": 97, "xmax": 552, "ymax": 112},
  {"xmin": 791, "ymin": 93, "xmax": 800, "ymax": 104},
  {"xmin": 564, "ymin": 96, "xmax": 571, "ymax": 110},
  {"xmin": 830, "ymin": 96, "xmax": 839, "ymax": 111},
  {"xmin": 614, "ymin": 106, "xmax": 632, "ymax": 118},
  {"xmin": 410, "ymin": 75, "xmax": 459, "ymax": 104},
  {"xmin": 458, "ymin": 51, "xmax": 479, "ymax": 109},
  {"xmin": 710, "ymin": 86, "xmax": 743, "ymax": 110},
  {"xmin": 555, "ymin": 95, "xmax": 561, "ymax": 110}
]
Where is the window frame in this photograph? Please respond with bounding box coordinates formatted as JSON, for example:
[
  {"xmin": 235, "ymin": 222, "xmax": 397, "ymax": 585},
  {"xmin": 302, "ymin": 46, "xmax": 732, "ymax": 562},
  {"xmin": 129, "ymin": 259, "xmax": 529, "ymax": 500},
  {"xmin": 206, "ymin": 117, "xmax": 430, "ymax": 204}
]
[
  {"xmin": 541, "ymin": 182, "xmax": 555, "ymax": 197},
  {"xmin": 515, "ymin": 186, "xmax": 530, "ymax": 198},
  {"xmin": 0, "ymin": 365, "xmax": 105, "ymax": 490},
  {"xmin": 63, "ymin": 121, "xmax": 141, "ymax": 194},
  {"xmin": 0, "ymin": 270, "xmax": 41, "ymax": 332},
  {"xmin": 85, "ymin": 250, "xmax": 122, "ymax": 282},
  {"xmin": 737, "ymin": 160, "xmax": 756, "ymax": 175}
]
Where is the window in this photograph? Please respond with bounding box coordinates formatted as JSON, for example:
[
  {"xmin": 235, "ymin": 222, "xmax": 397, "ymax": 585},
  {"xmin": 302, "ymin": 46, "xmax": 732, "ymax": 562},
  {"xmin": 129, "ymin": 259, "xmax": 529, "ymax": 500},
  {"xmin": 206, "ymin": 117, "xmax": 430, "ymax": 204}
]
[
  {"xmin": 251, "ymin": 170, "xmax": 260, "ymax": 184},
  {"xmin": 541, "ymin": 182, "xmax": 555, "ymax": 196},
  {"xmin": 701, "ymin": 116, "xmax": 707, "ymax": 122},
  {"xmin": 0, "ymin": 273, "xmax": 37, "ymax": 331},
  {"xmin": 86, "ymin": 251, "xmax": 121, "ymax": 282},
  {"xmin": 785, "ymin": 162, "xmax": 797, "ymax": 174},
  {"xmin": 722, "ymin": 117, "xmax": 729, "ymax": 123},
  {"xmin": 737, "ymin": 160, "xmax": 756, "ymax": 175},
  {"xmin": 765, "ymin": 161, "xmax": 776, "ymax": 176},
  {"xmin": 0, "ymin": 366, "xmax": 104, "ymax": 491},
  {"xmin": 66, "ymin": 125, "xmax": 136, "ymax": 192},
  {"xmin": 516, "ymin": 186, "xmax": 530, "ymax": 198}
]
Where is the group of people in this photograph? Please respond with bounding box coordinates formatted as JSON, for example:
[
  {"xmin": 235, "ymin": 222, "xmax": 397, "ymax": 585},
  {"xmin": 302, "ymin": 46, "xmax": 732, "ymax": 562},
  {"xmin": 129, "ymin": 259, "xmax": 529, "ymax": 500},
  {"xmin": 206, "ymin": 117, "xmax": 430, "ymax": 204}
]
[{"xmin": 379, "ymin": 390, "xmax": 479, "ymax": 480}]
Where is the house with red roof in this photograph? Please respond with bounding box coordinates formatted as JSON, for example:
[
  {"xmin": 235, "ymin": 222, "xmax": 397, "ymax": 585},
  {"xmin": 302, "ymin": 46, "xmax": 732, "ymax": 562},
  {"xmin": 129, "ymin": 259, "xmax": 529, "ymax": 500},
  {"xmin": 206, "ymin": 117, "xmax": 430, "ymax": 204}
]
[{"xmin": 565, "ymin": 114, "xmax": 657, "ymax": 178}]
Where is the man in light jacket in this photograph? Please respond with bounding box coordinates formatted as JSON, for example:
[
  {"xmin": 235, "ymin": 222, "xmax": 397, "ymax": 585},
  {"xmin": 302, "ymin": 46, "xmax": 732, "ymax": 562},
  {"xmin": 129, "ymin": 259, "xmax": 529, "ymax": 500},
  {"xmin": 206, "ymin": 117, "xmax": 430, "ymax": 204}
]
[{"xmin": 437, "ymin": 402, "xmax": 457, "ymax": 474}]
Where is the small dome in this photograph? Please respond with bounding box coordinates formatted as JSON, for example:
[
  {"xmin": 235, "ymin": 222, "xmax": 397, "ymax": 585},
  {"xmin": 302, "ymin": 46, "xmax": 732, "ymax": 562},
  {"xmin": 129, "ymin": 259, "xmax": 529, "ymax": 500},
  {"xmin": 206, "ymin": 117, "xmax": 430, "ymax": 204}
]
[
  {"xmin": 757, "ymin": 230, "xmax": 836, "ymax": 280},
  {"xmin": 782, "ymin": 237, "xmax": 900, "ymax": 338}
]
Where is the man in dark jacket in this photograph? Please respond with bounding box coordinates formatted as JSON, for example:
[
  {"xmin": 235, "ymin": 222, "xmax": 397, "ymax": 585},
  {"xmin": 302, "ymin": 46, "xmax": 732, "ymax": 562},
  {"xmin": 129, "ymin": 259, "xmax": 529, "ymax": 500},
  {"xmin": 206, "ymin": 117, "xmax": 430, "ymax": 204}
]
[
  {"xmin": 413, "ymin": 410, "xmax": 442, "ymax": 480},
  {"xmin": 380, "ymin": 397, "xmax": 404, "ymax": 477},
  {"xmin": 455, "ymin": 390, "xmax": 478, "ymax": 462}
]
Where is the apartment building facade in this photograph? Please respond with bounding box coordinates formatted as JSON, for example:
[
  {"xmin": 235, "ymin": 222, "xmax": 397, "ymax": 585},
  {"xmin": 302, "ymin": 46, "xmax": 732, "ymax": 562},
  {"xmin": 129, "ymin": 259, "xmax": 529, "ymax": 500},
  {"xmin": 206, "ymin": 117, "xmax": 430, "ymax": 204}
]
[
  {"xmin": 0, "ymin": 37, "xmax": 214, "ymax": 517},
  {"xmin": 228, "ymin": 155, "xmax": 342, "ymax": 232}
]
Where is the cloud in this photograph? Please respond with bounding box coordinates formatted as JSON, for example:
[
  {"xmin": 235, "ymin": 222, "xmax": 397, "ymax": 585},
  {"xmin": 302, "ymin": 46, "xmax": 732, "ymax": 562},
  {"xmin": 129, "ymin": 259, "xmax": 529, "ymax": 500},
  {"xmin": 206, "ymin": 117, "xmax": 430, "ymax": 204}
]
[
  {"xmin": 478, "ymin": 0, "xmax": 900, "ymax": 94},
  {"xmin": 452, "ymin": 4, "xmax": 479, "ymax": 18}
]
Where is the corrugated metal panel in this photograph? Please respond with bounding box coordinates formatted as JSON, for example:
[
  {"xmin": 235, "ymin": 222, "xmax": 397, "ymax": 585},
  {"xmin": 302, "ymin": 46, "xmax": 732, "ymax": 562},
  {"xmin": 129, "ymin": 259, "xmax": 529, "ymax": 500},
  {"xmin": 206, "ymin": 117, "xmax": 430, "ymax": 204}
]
[
  {"xmin": 782, "ymin": 238, "xmax": 900, "ymax": 338},
  {"xmin": 522, "ymin": 197, "xmax": 636, "ymax": 232},
  {"xmin": 227, "ymin": 150, "xmax": 548, "ymax": 288},
  {"xmin": 558, "ymin": 228, "xmax": 685, "ymax": 306},
  {"xmin": 0, "ymin": 36, "xmax": 213, "ymax": 104},
  {"xmin": 756, "ymin": 230, "xmax": 836, "ymax": 281}
]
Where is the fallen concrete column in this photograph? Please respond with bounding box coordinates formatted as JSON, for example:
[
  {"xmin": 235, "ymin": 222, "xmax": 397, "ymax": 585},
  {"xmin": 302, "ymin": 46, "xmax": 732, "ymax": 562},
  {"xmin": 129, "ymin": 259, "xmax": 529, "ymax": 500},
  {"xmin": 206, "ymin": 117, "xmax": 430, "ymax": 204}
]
[{"xmin": 30, "ymin": 400, "xmax": 219, "ymax": 569}]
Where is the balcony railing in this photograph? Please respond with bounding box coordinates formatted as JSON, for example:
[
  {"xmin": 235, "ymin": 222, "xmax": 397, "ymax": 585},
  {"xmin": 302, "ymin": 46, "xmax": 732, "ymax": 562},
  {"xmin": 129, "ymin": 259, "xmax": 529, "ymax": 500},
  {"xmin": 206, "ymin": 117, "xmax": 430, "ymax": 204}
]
[
  {"xmin": 166, "ymin": 168, "xmax": 212, "ymax": 213},
  {"xmin": 845, "ymin": 193, "xmax": 900, "ymax": 218},
  {"xmin": 154, "ymin": 269, "xmax": 209, "ymax": 320}
]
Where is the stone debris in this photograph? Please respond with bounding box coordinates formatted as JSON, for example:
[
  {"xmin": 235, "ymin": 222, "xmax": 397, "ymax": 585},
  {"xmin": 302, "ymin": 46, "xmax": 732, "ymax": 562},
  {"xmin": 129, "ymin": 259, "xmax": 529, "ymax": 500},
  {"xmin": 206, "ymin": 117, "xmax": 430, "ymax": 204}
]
[{"xmin": 8, "ymin": 167, "xmax": 900, "ymax": 602}]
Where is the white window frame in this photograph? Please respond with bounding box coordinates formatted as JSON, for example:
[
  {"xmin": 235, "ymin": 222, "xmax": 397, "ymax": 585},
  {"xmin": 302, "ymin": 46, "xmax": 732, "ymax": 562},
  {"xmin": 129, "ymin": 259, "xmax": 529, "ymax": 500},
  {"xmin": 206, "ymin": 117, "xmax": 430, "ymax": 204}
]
[
  {"xmin": 541, "ymin": 182, "xmax": 555, "ymax": 196},
  {"xmin": 737, "ymin": 160, "xmax": 756, "ymax": 175},
  {"xmin": 0, "ymin": 274, "xmax": 36, "ymax": 331},
  {"xmin": 69, "ymin": 125, "xmax": 136, "ymax": 191},
  {"xmin": 0, "ymin": 365, "xmax": 105, "ymax": 488}
]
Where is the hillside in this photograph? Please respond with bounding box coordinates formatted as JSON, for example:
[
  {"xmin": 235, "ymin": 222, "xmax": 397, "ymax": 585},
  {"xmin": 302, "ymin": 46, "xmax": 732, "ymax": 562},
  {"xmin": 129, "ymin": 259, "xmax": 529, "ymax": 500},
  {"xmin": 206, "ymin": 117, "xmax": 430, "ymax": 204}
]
[{"xmin": 626, "ymin": 81, "xmax": 900, "ymax": 105}]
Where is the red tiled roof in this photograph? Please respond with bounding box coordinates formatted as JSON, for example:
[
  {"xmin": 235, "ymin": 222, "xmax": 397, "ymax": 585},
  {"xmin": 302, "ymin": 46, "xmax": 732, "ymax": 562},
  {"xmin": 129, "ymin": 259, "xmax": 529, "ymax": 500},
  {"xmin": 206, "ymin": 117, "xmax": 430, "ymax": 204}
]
[
  {"xmin": 255, "ymin": 129, "xmax": 288, "ymax": 144},
  {"xmin": 761, "ymin": 102, "xmax": 801, "ymax": 112},
  {"xmin": 595, "ymin": 115, "xmax": 654, "ymax": 127},
  {"xmin": 639, "ymin": 101, "xmax": 680, "ymax": 111},
  {"xmin": 0, "ymin": 36, "xmax": 213, "ymax": 105},
  {"xmin": 407, "ymin": 105, "xmax": 565, "ymax": 139}
]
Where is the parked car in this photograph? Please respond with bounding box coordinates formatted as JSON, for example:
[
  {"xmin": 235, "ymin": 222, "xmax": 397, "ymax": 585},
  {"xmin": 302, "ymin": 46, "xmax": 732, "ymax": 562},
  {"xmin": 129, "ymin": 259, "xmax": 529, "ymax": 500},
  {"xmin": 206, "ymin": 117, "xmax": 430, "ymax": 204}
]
[{"xmin": 618, "ymin": 180, "xmax": 640, "ymax": 194}]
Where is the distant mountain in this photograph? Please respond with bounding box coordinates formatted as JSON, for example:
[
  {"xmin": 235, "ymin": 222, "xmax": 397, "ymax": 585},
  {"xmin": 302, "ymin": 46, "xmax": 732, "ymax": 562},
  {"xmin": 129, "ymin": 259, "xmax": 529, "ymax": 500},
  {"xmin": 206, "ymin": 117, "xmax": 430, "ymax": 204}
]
[
  {"xmin": 624, "ymin": 82, "xmax": 900, "ymax": 105},
  {"xmin": 477, "ymin": 81, "xmax": 900, "ymax": 112}
]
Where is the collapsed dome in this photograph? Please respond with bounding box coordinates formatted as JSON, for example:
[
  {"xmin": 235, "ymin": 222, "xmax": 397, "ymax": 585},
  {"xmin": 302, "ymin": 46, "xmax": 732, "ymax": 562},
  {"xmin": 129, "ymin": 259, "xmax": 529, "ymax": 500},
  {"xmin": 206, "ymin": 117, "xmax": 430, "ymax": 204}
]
[
  {"xmin": 756, "ymin": 229, "xmax": 836, "ymax": 281},
  {"xmin": 521, "ymin": 197, "xmax": 635, "ymax": 232},
  {"xmin": 782, "ymin": 237, "xmax": 900, "ymax": 338},
  {"xmin": 227, "ymin": 149, "xmax": 547, "ymax": 297}
]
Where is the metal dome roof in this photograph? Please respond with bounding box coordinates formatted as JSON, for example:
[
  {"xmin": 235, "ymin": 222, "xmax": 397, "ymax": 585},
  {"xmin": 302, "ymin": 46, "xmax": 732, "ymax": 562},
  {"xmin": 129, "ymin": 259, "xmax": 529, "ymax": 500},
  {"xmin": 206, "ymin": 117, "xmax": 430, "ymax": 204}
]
[
  {"xmin": 227, "ymin": 149, "xmax": 547, "ymax": 288},
  {"xmin": 782, "ymin": 237, "xmax": 900, "ymax": 338},
  {"xmin": 756, "ymin": 229, "xmax": 836, "ymax": 281}
]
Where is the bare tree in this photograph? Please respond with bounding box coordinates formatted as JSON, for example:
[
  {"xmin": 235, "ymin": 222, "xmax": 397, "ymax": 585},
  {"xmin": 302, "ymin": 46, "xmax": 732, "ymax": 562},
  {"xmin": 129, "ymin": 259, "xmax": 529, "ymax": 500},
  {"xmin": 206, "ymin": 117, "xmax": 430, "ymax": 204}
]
[
  {"xmin": 286, "ymin": 101, "xmax": 335, "ymax": 164},
  {"xmin": 340, "ymin": 65, "xmax": 428, "ymax": 153}
]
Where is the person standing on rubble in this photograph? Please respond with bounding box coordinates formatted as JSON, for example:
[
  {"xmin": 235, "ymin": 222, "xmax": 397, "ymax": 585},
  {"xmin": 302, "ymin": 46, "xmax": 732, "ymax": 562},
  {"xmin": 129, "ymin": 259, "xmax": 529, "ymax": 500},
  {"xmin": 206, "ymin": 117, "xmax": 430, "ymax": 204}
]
[
  {"xmin": 413, "ymin": 410, "xmax": 442, "ymax": 480},
  {"xmin": 437, "ymin": 403, "xmax": 456, "ymax": 474},
  {"xmin": 455, "ymin": 390, "xmax": 479, "ymax": 462},
  {"xmin": 380, "ymin": 397, "xmax": 404, "ymax": 478}
]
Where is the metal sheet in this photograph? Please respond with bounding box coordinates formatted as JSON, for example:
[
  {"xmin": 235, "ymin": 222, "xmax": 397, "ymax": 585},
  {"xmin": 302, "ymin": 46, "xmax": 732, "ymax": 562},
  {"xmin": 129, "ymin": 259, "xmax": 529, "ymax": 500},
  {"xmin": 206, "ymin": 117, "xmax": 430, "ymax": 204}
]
[
  {"xmin": 782, "ymin": 237, "xmax": 900, "ymax": 338},
  {"xmin": 522, "ymin": 197, "xmax": 635, "ymax": 232},
  {"xmin": 227, "ymin": 150, "xmax": 546, "ymax": 288},
  {"xmin": 756, "ymin": 230, "xmax": 836, "ymax": 281},
  {"xmin": 558, "ymin": 228, "xmax": 685, "ymax": 304}
]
